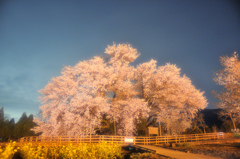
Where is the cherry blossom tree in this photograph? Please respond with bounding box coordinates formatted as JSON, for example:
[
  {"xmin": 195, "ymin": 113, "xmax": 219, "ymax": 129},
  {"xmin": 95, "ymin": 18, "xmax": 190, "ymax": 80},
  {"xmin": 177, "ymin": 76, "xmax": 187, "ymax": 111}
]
[
  {"xmin": 136, "ymin": 62, "xmax": 208, "ymax": 135},
  {"xmin": 34, "ymin": 43, "xmax": 207, "ymax": 136},
  {"xmin": 33, "ymin": 57, "xmax": 110, "ymax": 136},
  {"xmin": 213, "ymin": 52, "xmax": 240, "ymax": 130},
  {"xmin": 34, "ymin": 43, "xmax": 150, "ymax": 136},
  {"xmin": 104, "ymin": 43, "xmax": 150, "ymax": 136}
]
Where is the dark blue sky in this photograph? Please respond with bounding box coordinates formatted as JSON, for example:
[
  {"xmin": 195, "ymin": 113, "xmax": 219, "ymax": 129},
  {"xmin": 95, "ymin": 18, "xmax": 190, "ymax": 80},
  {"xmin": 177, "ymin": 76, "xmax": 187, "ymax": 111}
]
[{"xmin": 0, "ymin": 0, "xmax": 240, "ymax": 120}]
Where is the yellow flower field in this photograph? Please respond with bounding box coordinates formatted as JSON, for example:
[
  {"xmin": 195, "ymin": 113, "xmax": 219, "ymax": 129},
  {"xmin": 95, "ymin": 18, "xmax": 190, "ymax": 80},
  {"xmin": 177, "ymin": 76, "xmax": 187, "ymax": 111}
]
[{"xmin": 0, "ymin": 141, "xmax": 122, "ymax": 159}]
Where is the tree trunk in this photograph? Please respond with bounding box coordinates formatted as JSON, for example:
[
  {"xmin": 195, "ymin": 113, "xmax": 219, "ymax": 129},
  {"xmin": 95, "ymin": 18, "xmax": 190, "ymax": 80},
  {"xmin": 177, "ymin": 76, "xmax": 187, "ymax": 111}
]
[
  {"xmin": 158, "ymin": 118, "xmax": 161, "ymax": 136},
  {"xmin": 229, "ymin": 114, "xmax": 236, "ymax": 130},
  {"xmin": 114, "ymin": 117, "xmax": 116, "ymax": 135}
]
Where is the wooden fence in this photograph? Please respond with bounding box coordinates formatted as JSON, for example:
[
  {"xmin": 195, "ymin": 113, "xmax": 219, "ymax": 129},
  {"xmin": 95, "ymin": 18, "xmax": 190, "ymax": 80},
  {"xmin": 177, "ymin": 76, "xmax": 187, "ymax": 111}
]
[{"xmin": 19, "ymin": 133, "xmax": 224, "ymax": 145}]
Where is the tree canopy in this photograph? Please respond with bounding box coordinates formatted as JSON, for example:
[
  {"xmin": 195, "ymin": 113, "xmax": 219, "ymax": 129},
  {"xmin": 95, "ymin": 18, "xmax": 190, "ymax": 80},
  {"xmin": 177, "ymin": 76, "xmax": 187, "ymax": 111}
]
[
  {"xmin": 33, "ymin": 43, "xmax": 207, "ymax": 136},
  {"xmin": 213, "ymin": 52, "xmax": 240, "ymax": 130}
]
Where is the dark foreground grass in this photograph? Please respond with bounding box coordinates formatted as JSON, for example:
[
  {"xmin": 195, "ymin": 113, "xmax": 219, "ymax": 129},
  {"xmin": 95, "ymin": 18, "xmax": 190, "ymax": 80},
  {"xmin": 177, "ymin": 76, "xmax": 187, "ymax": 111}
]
[
  {"xmin": 122, "ymin": 146, "xmax": 170, "ymax": 159},
  {"xmin": 173, "ymin": 142, "xmax": 240, "ymax": 159}
]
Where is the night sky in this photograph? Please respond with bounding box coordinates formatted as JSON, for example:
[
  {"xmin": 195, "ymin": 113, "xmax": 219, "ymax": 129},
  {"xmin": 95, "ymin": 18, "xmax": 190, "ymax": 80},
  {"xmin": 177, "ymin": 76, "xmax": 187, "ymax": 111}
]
[{"xmin": 0, "ymin": 0, "xmax": 240, "ymax": 120}]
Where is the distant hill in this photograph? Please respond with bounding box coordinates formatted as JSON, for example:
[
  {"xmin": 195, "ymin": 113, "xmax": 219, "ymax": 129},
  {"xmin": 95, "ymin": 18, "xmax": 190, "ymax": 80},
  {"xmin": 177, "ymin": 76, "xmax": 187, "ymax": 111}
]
[{"xmin": 200, "ymin": 109, "xmax": 223, "ymax": 130}]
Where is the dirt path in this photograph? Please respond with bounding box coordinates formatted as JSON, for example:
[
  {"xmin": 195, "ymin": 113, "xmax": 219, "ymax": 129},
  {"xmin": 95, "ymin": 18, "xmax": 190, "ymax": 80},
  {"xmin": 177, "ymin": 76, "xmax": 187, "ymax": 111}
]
[{"xmin": 137, "ymin": 145, "xmax": 221, "ymax": 159}]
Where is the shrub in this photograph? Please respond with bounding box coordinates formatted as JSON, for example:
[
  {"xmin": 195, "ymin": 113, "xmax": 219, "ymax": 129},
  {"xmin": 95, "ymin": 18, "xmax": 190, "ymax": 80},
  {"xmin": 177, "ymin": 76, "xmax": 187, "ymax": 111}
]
[
  {"xmin": 233, "ymin": 133, "xmax": 240, "ymax": 138},
  {"xmin": 130, "ymin": 152, "xmax": 158, "ymax": 159},
  {"xmin": 177, "ymin": 143, "xmax": 192, "ymax": 148}
]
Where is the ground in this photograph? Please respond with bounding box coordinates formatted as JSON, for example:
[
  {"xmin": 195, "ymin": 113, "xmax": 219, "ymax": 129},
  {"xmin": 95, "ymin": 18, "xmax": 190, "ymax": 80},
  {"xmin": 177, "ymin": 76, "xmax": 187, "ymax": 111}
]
[{"xmin": 168, "ymin": 138, "xmax": 240, "ymax": 159}]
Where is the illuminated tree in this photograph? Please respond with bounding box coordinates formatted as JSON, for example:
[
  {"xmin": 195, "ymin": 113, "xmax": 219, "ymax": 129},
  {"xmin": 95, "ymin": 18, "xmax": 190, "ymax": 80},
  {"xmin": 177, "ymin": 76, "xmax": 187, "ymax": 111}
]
[
  {"xmin": 213, "ymin": 52, "xmax": 240, "ymax": 130},
  {"xmin": 34, "ymin": 44, "xmax": 149, "ymax": 136},
  {"xmin": 103, "ymin": 43, "xmax": 150, "ymax": 136},
  {"xmin": 34, "ymin": 43, "xmax": 207, "ymax": 136},
  {"xmin": 136, "ymin": 62, "xmax": 208, "ymax": 135},
  {"xmin": 33, "ymin": 57, "xmax": 110, "ymax": 136}
]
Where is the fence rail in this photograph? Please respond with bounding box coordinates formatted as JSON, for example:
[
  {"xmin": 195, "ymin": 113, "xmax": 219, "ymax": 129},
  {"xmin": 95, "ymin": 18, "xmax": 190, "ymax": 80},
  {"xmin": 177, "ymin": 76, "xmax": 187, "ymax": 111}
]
[{"xmin": 19, "ymin": 133, "xmax": 224, "ymax": 145}]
